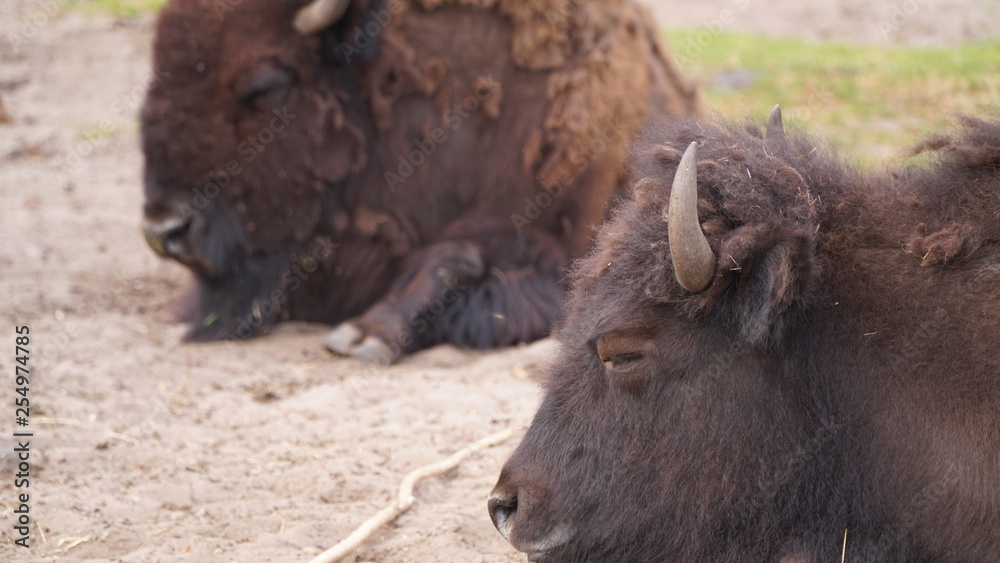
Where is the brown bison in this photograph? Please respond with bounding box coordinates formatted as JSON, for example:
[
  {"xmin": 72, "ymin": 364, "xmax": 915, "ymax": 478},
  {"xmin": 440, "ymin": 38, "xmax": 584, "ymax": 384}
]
[
  {"xmin": 139, "ymin": 0, "xmax": 701, "ymax": 363},
  {"xmin": 489, "ymin": 108, "xmax": 1000, "ymax": 561}
]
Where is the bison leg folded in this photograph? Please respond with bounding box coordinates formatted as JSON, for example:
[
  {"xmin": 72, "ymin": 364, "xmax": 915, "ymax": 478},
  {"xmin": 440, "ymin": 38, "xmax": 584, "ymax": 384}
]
[{"xmin": 324, "ymin": 235, "xmax": 565, "ymax": 365}]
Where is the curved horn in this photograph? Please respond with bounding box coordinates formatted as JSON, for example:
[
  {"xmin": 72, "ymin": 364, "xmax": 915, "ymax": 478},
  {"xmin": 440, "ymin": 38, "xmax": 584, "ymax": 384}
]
[
  {"xmin": 765, "ymin": 104, "xmax": 786, "ymax": 148},
  {"xmin": 667, "ymin": 142, "xmax": 715, "ymax": 292},
  {"xmin": 294, "ymin": 0, "xmax": 350, "ymax": 34}
]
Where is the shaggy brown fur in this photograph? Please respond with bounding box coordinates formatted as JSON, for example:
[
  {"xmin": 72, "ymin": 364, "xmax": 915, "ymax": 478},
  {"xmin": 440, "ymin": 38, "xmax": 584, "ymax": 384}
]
[
  {"xmin": 491, "ymin": 114, "xmax": 1000, "ymax": 561},
  {"xmin": 140, "ymin": 0, "xmax": 702, "ymax": 362}
]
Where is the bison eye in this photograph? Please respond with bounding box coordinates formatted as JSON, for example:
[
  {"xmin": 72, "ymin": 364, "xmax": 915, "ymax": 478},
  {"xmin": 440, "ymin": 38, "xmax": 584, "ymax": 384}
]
[
  {"xmin": 596, "ymin": 332, "xmax": 650, "ymax": 373},
  {"xmin": 234, "ymin": 61, "xmax": 294, "ymax": 110},
  {"xmin": 597, "ymin": 332, "xmax": 653, "ymax": 392},
  {"xmin": 602, "ymin": 352, "xmax": 644, "ymax": 370}
]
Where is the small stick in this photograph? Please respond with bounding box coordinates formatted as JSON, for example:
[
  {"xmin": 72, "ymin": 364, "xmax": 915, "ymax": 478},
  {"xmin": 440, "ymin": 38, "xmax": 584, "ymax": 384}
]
[
  {"xmin": 841, "ymin": 528, "xmax": 848, "ymax": 563},
  {"xmin": 35, "ymin": 518, "xmax": 47, "ymax": 545},
  {"xmin": 34, "ymin": 417, "xmax": 84, "ymax": 426},
  {"xmin": 0, "ymin": 93, "xmax": 10, "ymax": 123},
  {"xmin": 309, "ymin": 427, "xmax": 519, "ymax": 563}
]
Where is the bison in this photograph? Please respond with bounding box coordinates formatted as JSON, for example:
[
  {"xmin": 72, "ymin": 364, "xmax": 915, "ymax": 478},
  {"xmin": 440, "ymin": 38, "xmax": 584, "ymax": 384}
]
[
  {"xmin": 489, "ymin": 108, "xmax": 1000, "ymax": 561},
  {"xmin": 139, "ymin": 0, "xmax": 701, "ymax": 363}
]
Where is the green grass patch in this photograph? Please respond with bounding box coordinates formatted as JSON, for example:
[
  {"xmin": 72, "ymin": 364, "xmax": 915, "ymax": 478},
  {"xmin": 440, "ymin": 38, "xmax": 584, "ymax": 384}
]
[
  {"xmin": 663, "ymin": 30, "xmax": 1000, "ymax": 167},
  {"xmin": 71, "ymin": 0, "xmax": 166, "ymax": 18}
]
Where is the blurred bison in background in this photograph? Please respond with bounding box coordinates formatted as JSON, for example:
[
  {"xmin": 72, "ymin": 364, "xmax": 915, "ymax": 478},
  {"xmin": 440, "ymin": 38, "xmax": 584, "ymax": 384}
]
[
  {"xmin": 140, "ymin": 0, "xmax": 701, "ymax": 363},
  {"xmin": 490, "ymin": 109, "xmax": 1000, "ymax": 561}
]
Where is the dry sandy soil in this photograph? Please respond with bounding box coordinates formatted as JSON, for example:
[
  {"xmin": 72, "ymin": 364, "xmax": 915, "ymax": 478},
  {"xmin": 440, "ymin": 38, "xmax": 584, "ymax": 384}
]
[{"xmin": 0, "ymin": 1, "xmax": 995, "ymax": 562}]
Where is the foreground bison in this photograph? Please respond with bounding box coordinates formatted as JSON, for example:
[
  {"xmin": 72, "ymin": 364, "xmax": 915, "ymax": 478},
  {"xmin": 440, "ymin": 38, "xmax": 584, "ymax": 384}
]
[
  {"xmin": 139, "ymin": 0, "xmax": 701, "ymax": 363},
  {"xmin": 490, "ymin": 109, "xmax": 1000, "ymax": 561}
]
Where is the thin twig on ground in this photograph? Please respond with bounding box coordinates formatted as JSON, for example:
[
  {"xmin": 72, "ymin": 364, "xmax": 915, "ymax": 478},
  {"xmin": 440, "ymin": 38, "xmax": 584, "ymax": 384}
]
[{"xmin": 308, "ymin": 426, "xmax": 519, "ymax": 563}]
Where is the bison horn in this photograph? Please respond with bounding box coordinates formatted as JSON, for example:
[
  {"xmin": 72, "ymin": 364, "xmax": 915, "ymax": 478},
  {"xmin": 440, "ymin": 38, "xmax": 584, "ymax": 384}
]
[
  {"xmin": 765, "ymin": 104, "xmax": 786, "ymax": 148},
  {"xmin": 294, "ymin": 0, "xmax": 350, "ymax": 34},
  {"xmin": 667, "ymin": 142, "xmax": 715, "ymax": 292}
]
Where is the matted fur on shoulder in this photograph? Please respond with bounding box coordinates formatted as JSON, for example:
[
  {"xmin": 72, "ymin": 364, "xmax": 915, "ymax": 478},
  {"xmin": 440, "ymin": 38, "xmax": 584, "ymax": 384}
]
[
  {"xmin": 904, "ymin": 115, "xmax": 1000, "ymax": 264},
  {"xmin": 911, "ymin": 113, "xmax": 1000, "ymax": 169}
]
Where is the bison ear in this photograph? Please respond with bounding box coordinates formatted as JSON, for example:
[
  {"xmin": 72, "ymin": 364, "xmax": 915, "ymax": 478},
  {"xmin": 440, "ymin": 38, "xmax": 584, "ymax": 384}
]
[{"xmin": 708, "ymin": 226, "xmax": 814, "ymax": 346}]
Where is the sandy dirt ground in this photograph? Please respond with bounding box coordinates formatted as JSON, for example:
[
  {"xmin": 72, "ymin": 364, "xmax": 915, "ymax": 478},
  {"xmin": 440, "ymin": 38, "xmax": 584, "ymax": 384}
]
[{"xmin": 0, "ymin": 1, "xmax": 995, "ymax": 562}]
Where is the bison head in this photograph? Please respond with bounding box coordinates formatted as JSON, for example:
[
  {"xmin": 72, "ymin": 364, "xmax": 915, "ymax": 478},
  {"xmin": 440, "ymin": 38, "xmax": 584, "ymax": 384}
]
[
  {"xmin": 489, "ymin": 112, "xmax": 844, "ymax": 561},
  {"xmin": 140, "ymin": 0, "xmax": 365, "ymax": 338}
]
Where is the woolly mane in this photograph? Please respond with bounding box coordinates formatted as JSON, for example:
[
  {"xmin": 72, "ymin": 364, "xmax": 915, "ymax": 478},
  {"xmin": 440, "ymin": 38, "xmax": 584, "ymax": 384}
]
[{"xmin": 577, "ymin": 115, "xmax": 1000, "ymax": 312}]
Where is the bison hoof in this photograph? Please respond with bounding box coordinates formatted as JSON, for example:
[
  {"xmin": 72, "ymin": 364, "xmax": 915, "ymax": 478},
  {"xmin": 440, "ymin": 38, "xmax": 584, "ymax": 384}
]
[
  {"xmin": 352, "ymin": 336, "xmax": 396, "ymax": 366},
  {"xmin": 325, "ymin": 324, "xmax": 399, "ymax": 366},
  {"xmin": 324, "ymin": 323, "xmax": 363, "ymax": 354}
]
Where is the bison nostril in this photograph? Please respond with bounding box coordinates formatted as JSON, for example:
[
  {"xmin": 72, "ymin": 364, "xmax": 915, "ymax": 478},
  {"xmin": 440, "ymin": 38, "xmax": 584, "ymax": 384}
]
[
  {"xmin": 488, "ymin": 494, "xmax": 518, "ymax": 536},
  {"xmin": 143, "ymin": 216, "xmax": 191, "ymax": 257}
]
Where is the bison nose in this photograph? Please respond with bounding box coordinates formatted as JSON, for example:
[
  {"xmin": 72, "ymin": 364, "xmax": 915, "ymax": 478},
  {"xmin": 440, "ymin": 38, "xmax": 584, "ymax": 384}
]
[
  {"xmin": 142, "ymin": 216, "xmax": 191, "ymax": 257},
  {"xmin": 488, "ymin": 491, "xmax": 518, "ymax": 541}
]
